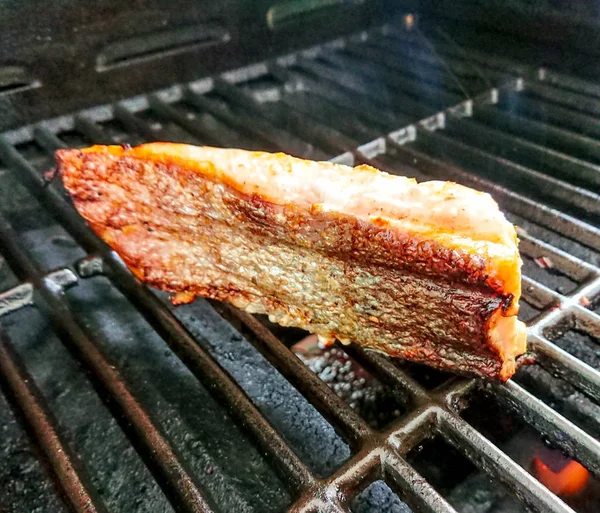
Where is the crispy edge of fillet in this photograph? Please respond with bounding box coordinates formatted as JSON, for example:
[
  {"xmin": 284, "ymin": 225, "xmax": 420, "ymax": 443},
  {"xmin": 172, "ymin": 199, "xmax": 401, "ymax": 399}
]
[{"xmin": 56, "ymin": 144, "xmax": 527, "ymax": 380}]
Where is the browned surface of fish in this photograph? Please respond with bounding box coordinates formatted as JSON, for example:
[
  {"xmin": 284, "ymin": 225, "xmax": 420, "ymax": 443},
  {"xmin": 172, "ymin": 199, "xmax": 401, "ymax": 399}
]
[{"xmin": 55, "ymin": 143, "xmax": 526, "ymax": 381}]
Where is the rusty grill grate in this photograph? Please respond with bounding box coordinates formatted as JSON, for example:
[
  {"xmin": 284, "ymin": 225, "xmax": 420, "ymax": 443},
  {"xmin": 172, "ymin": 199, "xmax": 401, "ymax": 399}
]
[{"xmin": 0, "ymin": 21, "xmax": 599, "ymax": 513}]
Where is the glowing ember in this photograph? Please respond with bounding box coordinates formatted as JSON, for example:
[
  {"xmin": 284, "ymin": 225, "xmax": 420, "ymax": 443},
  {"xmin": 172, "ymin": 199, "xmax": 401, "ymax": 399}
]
[{"xmin": 533, "ymin": 456, "xmax": 590, "ymax": 497}]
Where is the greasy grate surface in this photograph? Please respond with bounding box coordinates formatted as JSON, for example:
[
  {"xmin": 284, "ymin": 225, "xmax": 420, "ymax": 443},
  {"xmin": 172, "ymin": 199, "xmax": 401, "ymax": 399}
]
[{"xmin": 0, "ymin": 20, "xmax": 599, "ymax": 513}]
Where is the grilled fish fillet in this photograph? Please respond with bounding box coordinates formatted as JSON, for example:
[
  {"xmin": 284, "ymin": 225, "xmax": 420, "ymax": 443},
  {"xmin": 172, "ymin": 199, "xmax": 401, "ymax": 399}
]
[{"xmin": 56, "ymin": 143, "xmax": 527, "ymax": 381}]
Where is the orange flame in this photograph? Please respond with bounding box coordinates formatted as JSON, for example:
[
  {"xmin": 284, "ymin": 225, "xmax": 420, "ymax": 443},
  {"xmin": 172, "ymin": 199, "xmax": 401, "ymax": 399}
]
[{"xmin": 533, "ymin": 456, "xmax": 590, "ymax": 496}]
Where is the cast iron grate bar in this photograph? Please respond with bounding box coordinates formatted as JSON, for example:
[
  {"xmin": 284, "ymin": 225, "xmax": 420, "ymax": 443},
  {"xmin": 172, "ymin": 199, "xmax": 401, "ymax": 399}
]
[
  {"xmin": 538, "ymin": 68, "xmax": 600, "ymax": 99},
  {"xmin": 148, "ymin": 95, "xmax": 230, "ymax": 147},
  {"xmin": 498, "ymin": 89, "xmax": 600, "ymax": 141},
  {"xmin": 268, "ymin": 63, "xmax": 410, "ymax": 131},
  {"xmin": 0, "ymin": 329, "xmax": 107, "ymax": 513},
  {"xmin": 211, "ymin": 77, "xmax": 354, "ymax": 156},
  {"xmin": 113, "ymin": 104, "xmax": 165, "ymax": 142},
  {"xmin": 471, "ymin": 105, "xmax": 600, "ymax": 168},
  {"xmin": 295, "ymin": 57, "xmax": 441, "ymax": 119},
  {"xmin": 445, "ymin": 116, "xmax": 600, "ymax": 191},
  {"xmin": 210, "ymin": 303, "xmax": 374, "ymax": 448},
  {"xmin": 492, "ymin": 380, "xmax": 600, "ymax": 476},
  {"xmin": 382, "ymin": 27, "xmax": 532, "ymax": 77},
  {"xmin": 316, "ymin": 51, "xmax": 466, "ymax": 106}
]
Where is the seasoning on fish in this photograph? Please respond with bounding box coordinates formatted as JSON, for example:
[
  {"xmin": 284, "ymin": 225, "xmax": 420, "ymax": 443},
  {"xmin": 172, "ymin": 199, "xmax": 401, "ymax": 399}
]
[{"xmin": 56, "ymin": 143, "xmax": 527, "ymax": 381}]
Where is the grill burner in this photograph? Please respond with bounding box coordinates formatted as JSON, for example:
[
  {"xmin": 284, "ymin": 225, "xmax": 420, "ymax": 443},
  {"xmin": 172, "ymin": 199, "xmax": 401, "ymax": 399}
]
[{"xmin": 0, "ymin": 11, "xmax": 600, "ymax": 513}]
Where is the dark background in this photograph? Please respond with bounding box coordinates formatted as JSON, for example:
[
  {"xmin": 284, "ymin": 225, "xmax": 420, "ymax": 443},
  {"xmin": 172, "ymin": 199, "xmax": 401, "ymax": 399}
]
[{"xmin": 2, "ymin": 0, "xmax": 600, "ymax": 130}]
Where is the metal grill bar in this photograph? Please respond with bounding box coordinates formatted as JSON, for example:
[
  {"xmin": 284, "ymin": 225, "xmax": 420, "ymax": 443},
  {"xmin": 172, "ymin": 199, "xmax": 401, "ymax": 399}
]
[
  {"xmin": 318, "ymin": 51, "xmax": 465, "ymax": 106},
  {"xmin": 211, "ymin": 304, "xmax": 373, "ymax": 448},
  {"xmin": 383, "ymin": 451, "xmax": 457, "ymax": 513},
  {"xmin": 529, "ymin": 333, "xmax": 600, "ymax": 402},
  {"xmin": 296, "ymin": 58, "xmax": 438, "ymax": 119},
  {"xmin": 273, "ymin": 92, "xmax": 366, "ymax": 147},
  {"xmin": 269, "ymin": 63, "xmax": 406, "ymax": 131},
  {"xmin": 148, "ymin": 95, "xmax": 229, "ymax": 147},
  {"xmin": 498, "ymin": 90, "xmax": 600, "ymax": 141},
  {"xmin": 517, "ymin": 231, "xmax": 599, "ymax": 284},
  {"xmin": 357, "ymin": 37, "xmax": 513, "ymax": 88},
  {"xmin": 438, "ymin": 411, "xmax": 576, "ymax": 513},
  {"xmin": 525, "ymin": 81, "xmax": 600, "ymax": 117},
  {"xmin": 211, "ymin": 77, "xmax": 354, "ymax": 156},
  {"xmin": 183, "ymin": 89, "xmax": 283, "ymax": 151},
  {"xmin": 348, "ymin": 37, "xmax": 495, "ymax": 94},
  {"xmin": 538, "ymin": 69, "xmax": 600, "ymax": 99},
  {"xmin": 210, "ymin": 77, "xmax": 329, "ymax": 158},
  {"xmin": 472, "ymin": 105, "xmax": 600, "ymax": 167},
  {"xmin": 492, "ymin": 380, "xmax": 600, "ymax": 476},
  {"xmin": 446, "ymin": 116, "xmax": 600, "ymax": 190},
  {"xmin": 0, "ymin": 128, "xmax": 318, "ymax": 495},
  {"xmin": 288, "ymin": 408, "xmax": 450, "ymax": 513},
  {"xmin": 0, "ymin": 215, "xmax": 216, "ymax": 513},
  {"xmin": 74, "ymin": 115, "xmax": 118, "ymax": 145},
  {"xmin": 0, "ymin": 330, "xmax": 107, "ymax": 513},
  {"xmin": 342, "ymin": 344, "xmax": 430, "ymax": 406},
  {"xmin": 383, "ymin": 28, "xmax": 531, "ymax": 77},
  {"xmin": 113, "ymin": 104, "xmax": 164, "ymax": 141}
]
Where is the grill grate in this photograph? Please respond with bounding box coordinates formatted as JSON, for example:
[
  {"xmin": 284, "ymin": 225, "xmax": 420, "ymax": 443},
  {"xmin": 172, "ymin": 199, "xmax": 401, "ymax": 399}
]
[{"xmin": 0, "ymin": 20, "xmax": 600, "ymax": 513}]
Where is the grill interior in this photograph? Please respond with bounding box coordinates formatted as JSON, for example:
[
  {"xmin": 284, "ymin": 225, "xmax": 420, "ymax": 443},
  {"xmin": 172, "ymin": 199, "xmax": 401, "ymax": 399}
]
[{"xmin": 1, "ymin": 14, "xmax": 600, "ymax": 513}]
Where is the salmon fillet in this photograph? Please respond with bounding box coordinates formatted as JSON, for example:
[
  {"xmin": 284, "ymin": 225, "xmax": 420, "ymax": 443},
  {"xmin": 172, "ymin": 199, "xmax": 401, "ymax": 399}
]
[{"xmin": 56, "ymin": 143, "xmax": 527, "ymax": 381}]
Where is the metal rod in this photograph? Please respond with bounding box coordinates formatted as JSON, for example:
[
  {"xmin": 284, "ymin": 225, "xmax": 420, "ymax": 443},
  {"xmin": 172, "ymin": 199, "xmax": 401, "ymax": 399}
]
[
  {"xmin": 340, "ymin": 344, "xmax": 430, "ymax": 406},
  {"xmin": 499, "ymin": 90, "xmax": 600, "ymax": 141},
  {"xmin": 319, "ymin": 51, "xmax": 464, "ymax": 106},
  {"xmin": 147, "ymin": 95, "xmax": 228, "ymax": 147},
  {"xmin": 528, "ymin": 334, "xmax": 600, "ymax": 402},
  {"xmin": 183, "ymin": 89, "xmax": 281, "ymax": 152},
  {"xmin": 269, "ymin": 63, "xmax": 402, "ymax": 131},
  {"xmin": 447, "ymin": 115, "xmax": 600, "ymax": 191},
  {"xmin": 384, "ymin": 452, "xmax": 457, "ymax": 513},
  {"xmin": 296, "ymin": 58, "xmax": 437, "ymax": 119},
  {"xmin": 525, "ymin": 81, "xmax": 600, "ymax": 117},
  {"xmin": 493, "ymin": 380, "xmax": 600, "ymax": 477},
  {"xmin": 538, "ymin": 69, "xmax": 600, "ymax": 99},
  {"xmin": 473, "ymin": 104, "xmax": 600, "ymax": 169},
  {"xmin": 211, "ymin": 303, "xmax": 373, "ymax": 448},
  {"xmin": 209, "ymin": 79, "xmax": 357, "ymax": 155},
  {"xmin": 113, "ymin": 104, "xmax": 163, "ymax": 141},
  {"xmin": 74, "ymin": 116, "xmax": 116, "ymax": 145},
  {"xmin": 439, "ymin": 411, "xmax": 576, "ymax": 513},
  {"xmin": 0, "ymin": 330, "xmax": 107, "ymax": 513},
  {"xmin": 386, "ymin": 28, "xmax": 531, "ymax": 76}
]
